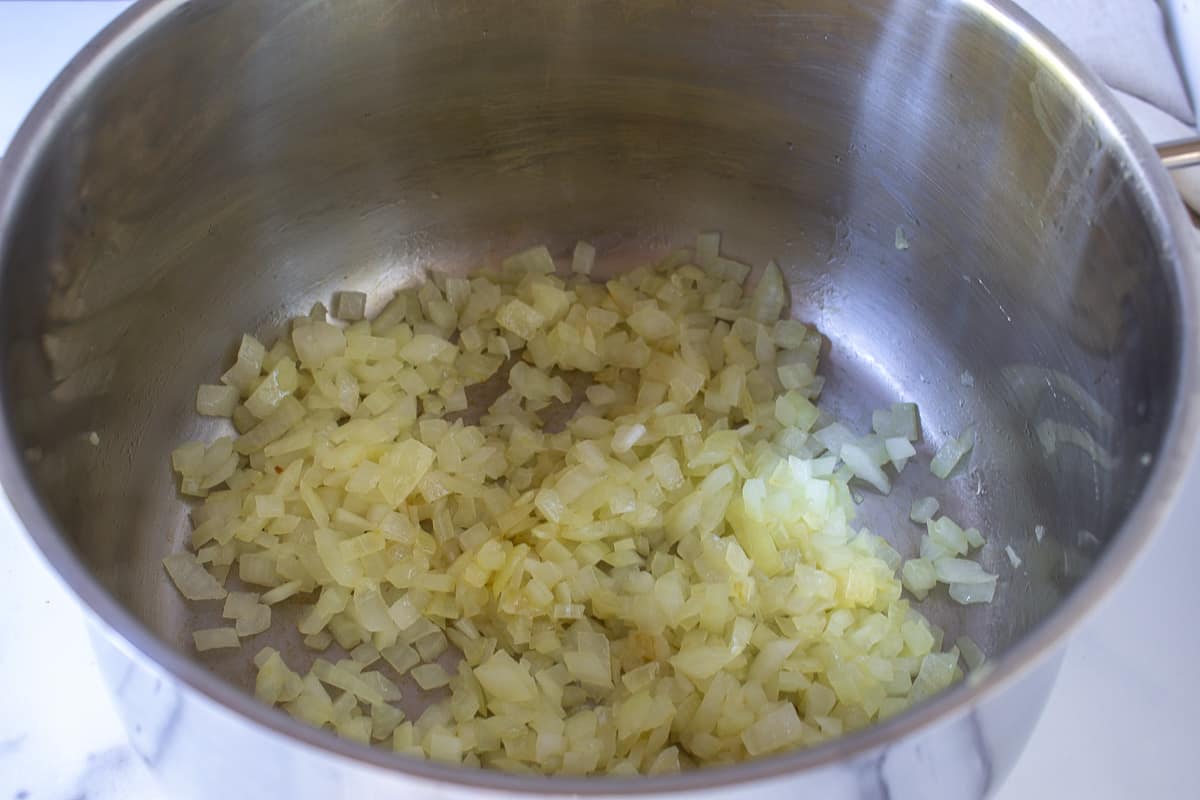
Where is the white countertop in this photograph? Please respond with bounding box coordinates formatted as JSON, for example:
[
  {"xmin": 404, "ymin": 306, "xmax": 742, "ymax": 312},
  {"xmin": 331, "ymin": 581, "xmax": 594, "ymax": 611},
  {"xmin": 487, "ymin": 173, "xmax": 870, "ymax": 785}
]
[{"xmin": 1, "ymin": 3, "xmax": 1198, "ymax": 798}]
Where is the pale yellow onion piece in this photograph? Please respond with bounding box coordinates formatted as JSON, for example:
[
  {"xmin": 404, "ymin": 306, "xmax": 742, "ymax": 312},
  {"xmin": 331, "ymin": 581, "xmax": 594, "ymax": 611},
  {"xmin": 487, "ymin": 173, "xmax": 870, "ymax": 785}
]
[
  {"xmin": 292, "ymin": 321, "xmax": 346, "ymax": 368},
  {"xmin": 235, "ymin": 604, "xmax": 272, "ymax": 637},
  {"xmin": 333, "ymin": 291, "xmax": 367, "ymax": 321},
  {"xmin": 931, "ymin": 427, "xmax": 975, "ymax": 478},
  {"xmin": 221, "ymin": 334, "xmax": 266, "ymax": 394},
  {"xmin": 909, "ymin": 496, "xmax": 940, "ymax": 524},
  {"xmin": 163, "ymin": 552, "xmax": 227, "ymax": 601},
  {"xmin": 193, "ymin": 627, "xmax": 240, "ymax": 651},
  {"xmin": 571, "ymin": 241, "xmax": 596, "ymax": 275},
  {"xmin": 502, "ymin": 245, "xmax": 556, "ymax": 275},
  {"xmin": 196, "ymin": 384, "xmax": 239, "ymax": 417}
]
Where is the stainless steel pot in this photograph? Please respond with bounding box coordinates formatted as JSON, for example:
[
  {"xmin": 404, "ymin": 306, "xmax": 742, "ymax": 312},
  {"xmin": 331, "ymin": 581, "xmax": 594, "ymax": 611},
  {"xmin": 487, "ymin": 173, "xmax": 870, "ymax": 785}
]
[{"xmin": 1, "ymin": 1, "xmax": 1197, "ymax": 798}]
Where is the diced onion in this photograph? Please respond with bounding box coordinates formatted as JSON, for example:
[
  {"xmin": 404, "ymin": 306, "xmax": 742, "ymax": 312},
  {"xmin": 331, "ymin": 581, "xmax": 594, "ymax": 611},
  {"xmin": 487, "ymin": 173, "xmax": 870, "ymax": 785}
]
[
  {"xmin": 412, "ymin": 663, "xmax": 452, "ymax": 690},
  {"xmin": 747, "ymin": 261, "xmax": 788, "ymax": 323},
  {"xmin": 928, "ymin": 517, "xmax": 970, "ymax": 556},
  {"xmin": 292, "ymin": 322, "xmax": 346, "ymax": 368},
  {"xmin": 165, "ymin": 237, "xmax": 992, "ymax": 776},
  {"xmin": 964, "ymin": 526, "xmax": 985, "ymax": 549},
  {"xmin": 840, "ymin": 442, "xmax": 890, "ymax": 494},
  {"xmin": 955, "ymin": 636, "xmax": 987, "ymax": 671},
  {"xmin": 333, "ymin": 291, "xmax": 367, "ymax": 321},
  {"xmin": 741, "ymin": 703, "xmax": 804, "ymax": 756},
  {"xmin": 949, "ymin": 580, "xmax": 997, "ymax": 605},
  {"xmin": 223, "ymin": 591, "xmax": 259, "ymax": 620},
  {"xmin": 221, "ymin": 335, "xmax": 266, "ymax": 394},
  {"xmin": 909, "ymin": 496, "xmax": 940, "ymax": 524},
  {"xmin": 930, "ymin": 428, "xmax": 975, "ymax": 479},
  {"xmin": 571, "ymin": 241, "xmax": 596, "ymax": 275},
  {"xmin": 901, "ymin": 558, "xmax": 936, "ymax": 600},
  {"xmin": 904, "ymin": 508, "xmax": 996, "ymax": 605},
  {"xmin": 194, "ymin": 627, "xmax": 240, "ymax": 651},
  {"xmin": 934, "ymin": 558, "xmax": 995, "ymax": 584},
  {"xmin": 235, "ymin": 604, "xmax": 272, "ymax": 637},
  {"xmin": 884, "ymin": 436, "xmax": 916, "ymax": 471},
  {"xmin": 261, "ymin": 580, "xmax": 303, "ymax": 605},
  {"xmin": 163, "ymin": 552, "xmax": 227, "ymax": 601},
  {"xmin": 196, "ymin": 384, "xmax": 239, "ymax": 417},
  {"xmin": 872, "ymin": 403, "xmax": 919, "ymax": 441},
  {"xmin": 695, "ymin": 232, "xmax": 720, "ymax": 268},
  {"xmin": 502, "ymin": 245, "xmax": 556, "ymax": 275}
]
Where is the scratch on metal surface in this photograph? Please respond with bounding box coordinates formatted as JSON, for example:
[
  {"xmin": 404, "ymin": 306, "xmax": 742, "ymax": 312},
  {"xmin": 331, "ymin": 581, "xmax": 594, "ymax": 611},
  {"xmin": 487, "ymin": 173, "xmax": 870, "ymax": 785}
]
[{"xmin": 962, "ymin": 274, "xmax": 1013, "ymax": 323}]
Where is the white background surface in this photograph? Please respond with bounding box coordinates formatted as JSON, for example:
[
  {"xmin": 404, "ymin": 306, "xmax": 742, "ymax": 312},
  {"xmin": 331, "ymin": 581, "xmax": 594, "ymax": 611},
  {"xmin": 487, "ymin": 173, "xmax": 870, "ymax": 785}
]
[{"xmin": 0, "ymin": 2, "xmax": 1198, "ymax": 798}]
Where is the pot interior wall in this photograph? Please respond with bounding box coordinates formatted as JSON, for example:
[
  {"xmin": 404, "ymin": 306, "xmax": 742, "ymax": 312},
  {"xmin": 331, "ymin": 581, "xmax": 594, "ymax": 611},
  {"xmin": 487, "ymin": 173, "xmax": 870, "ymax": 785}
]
[{"xmin": 0, "ymin": 0, "xmax": 1180, "ymax": 712}]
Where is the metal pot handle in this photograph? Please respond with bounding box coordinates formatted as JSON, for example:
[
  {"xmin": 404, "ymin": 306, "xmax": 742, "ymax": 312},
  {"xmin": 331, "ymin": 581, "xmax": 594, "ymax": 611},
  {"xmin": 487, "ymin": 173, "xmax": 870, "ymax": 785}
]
[{"xmin": 1158, "ymin": 137, "xmax": 1200, "ymax": 170}]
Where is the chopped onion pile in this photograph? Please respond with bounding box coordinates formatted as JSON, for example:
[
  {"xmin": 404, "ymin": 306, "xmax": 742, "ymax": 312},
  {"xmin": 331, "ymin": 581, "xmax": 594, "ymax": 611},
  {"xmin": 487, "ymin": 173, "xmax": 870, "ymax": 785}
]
[{"xmin": 167, "ymin": 235, "xmax": 996, "ymax": 775}]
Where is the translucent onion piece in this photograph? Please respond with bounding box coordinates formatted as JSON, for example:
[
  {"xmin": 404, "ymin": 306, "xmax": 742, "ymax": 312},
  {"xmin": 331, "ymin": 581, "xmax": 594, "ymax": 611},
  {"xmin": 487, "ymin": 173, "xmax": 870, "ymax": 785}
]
[
  {"xmin": 571, "ymin": 241, "xmax": 596, "ymax": 275},
  {"xmin": 333, "ymin": 291, "xmax": 367, "ymax": 321},
  {"xmin": 196, "ymin": 384, "xmax": 239, "ymax": 417},
  {"xmin": 930, "ymin": 428, "xmax": 975, "ymax": 479},
  {"xmin": 933, "ymin": 557, "xmax": 996, "ymax": 584},
  {"xmin": 948, "ymin": 580, "xmax": 996, "ymax": 605},
  {"xmin": 194, "ymin": 627, "xmax": 240, "ymax": 651},
  {"xmin": 163, "ymin": 552, "xmax": 227, "ymax": 601},
  {"xmin": 909, "ymin": 496, "xmax": 940, "ymax": 524}
]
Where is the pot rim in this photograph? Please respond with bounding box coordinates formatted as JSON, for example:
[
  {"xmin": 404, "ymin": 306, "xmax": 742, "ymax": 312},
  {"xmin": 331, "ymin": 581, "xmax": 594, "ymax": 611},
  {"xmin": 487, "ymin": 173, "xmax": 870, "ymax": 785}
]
[{"xmin": 1, "ymin": 0, "xmax": 1197, "ymax": 794}]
